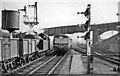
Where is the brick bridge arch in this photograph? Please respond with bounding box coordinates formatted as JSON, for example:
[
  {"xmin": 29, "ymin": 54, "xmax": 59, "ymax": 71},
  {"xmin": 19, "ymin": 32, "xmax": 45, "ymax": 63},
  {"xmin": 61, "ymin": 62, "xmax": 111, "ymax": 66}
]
[{"xmin": 92, "ymin": 22, "xmax": 120, "ymax": 46}]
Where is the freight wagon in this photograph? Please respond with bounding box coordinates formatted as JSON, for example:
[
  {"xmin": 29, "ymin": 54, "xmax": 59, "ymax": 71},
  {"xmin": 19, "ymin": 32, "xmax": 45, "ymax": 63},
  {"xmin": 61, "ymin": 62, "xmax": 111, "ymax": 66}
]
[{"xmin": 0, "ymin": 33, "xmax": 51, "ymax": 73}]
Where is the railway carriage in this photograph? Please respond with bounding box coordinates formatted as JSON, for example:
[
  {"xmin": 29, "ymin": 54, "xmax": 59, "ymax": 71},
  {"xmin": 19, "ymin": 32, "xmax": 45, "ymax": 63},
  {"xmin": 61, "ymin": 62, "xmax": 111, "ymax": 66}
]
[{"xmin": 53, "ymin": 34, "xmax": 72, "ymax": 55}]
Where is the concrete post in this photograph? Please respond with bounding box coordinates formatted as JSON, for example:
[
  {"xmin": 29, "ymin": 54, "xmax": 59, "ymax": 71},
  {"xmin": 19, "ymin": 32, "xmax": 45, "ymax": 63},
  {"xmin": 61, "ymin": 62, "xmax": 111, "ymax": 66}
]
[
  {"xmin": 117, "ymin": 30, "xmax": 120, "ymax": 72},
  {"xmin": 117, "ymin": 1, "xmax": 120, "ymax": 72}
]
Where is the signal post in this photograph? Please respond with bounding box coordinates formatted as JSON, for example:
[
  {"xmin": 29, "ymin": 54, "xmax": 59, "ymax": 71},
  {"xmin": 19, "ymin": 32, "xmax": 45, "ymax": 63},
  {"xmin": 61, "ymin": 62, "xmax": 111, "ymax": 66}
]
[{"xmin": 77, "ymin": 4, "xmax": 93, "ymax": 74}]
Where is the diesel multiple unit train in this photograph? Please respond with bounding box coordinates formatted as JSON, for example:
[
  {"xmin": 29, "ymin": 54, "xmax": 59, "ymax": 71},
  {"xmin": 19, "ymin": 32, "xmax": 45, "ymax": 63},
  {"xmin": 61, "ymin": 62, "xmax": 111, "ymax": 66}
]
[{"xmin": 53, "ymin": 34, "xmax": 72, "ymax": 55}]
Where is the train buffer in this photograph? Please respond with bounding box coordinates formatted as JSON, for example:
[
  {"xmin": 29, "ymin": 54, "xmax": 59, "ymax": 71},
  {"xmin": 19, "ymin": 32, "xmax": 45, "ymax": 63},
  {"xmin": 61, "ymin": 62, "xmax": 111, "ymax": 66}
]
[{"xmin": 70, "ymin": 55, "xmax": 86, "ymax": 74}]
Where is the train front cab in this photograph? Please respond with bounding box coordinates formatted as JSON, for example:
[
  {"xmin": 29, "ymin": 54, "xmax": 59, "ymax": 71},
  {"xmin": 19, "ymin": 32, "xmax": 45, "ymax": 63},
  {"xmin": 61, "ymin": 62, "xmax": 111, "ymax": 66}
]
[
  {"xmin": 53, "ymin": 44, "xmax": 67, "ymax": 56},
  {"xmin": 36, "ymin": 37, "xmax": 50, "ymax": 56},
  {"xmin": 53, "ymin": 35, "xmax": 69, "ymax": 56},
  {"xmin": 37, "ymin": 33, "xmax": 52, "ymax": 56}
]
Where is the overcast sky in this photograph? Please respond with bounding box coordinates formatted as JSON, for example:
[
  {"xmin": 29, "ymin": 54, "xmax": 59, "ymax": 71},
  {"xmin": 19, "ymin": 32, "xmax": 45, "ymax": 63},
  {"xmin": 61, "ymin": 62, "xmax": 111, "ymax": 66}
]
[{"xmin": 0, "ymin": 0, "xmax": 119, "ymax": 41}]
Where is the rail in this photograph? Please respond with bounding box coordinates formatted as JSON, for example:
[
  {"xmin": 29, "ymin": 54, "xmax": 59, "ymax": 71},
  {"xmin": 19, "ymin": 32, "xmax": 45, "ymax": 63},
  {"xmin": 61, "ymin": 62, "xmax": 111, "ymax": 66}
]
[{"xmin": 72, "ymin": 45, "xmax": 120, "ymax": 66}]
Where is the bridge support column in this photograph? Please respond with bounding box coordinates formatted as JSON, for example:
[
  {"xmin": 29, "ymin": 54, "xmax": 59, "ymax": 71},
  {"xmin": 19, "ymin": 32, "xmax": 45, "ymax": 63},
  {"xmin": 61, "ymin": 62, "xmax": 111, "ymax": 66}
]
[
  {"xmin": 92, "ymin": 30, "xmax": 99, "ymax": 51},
  {"xmin": 90, "ymin": 30, "xmax": 99, "ymax": 71}
]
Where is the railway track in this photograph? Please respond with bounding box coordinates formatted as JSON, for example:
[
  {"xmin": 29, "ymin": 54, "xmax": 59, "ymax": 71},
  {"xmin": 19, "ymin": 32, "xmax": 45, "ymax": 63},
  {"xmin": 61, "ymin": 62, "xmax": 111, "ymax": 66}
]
[
  {"xmin": 72, "ymin": 44, "xmax": 120, "ymax": 66},
  {"xmin": 3, "ymin": 52, "xmax": 54, "ymax": 74},
  {"xmin": 94, "ymin": 50, "xmax": 119, "ymax": 62},
  {"xmin": 29, "ymin": 54, "xmax": 66, "ymax": 75},
  {"xmin": 4, "ymin": 52, "xmax": 67, "ymax": 75},
  {"xmin": 76, "ymin": 43, "xmax": 119, "ymax": 61}
]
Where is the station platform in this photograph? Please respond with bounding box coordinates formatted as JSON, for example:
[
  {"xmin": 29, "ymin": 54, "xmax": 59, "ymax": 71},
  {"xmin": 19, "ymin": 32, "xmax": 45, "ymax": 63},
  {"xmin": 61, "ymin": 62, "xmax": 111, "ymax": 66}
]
[
  {"xmin": 59, "ymin": 49, "xmax": 86, "ymax": 74},
  {"xmin": 59, "ymin": 49, "xmax": 119, "ymax": 75},
  {"xmin": 82, "ymin": 56, "xmax": 119, "ymax": 74},
  {"xmin": 70, "ymin": 55, "xmax": 85, "ymax": 74}
]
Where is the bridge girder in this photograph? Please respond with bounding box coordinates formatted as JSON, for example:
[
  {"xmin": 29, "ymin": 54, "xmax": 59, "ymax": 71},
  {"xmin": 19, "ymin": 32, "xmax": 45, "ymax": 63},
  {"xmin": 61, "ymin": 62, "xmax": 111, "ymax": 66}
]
[{"xmin": 44, "ymin": 22, "xmax": 120, "ymax": 36}]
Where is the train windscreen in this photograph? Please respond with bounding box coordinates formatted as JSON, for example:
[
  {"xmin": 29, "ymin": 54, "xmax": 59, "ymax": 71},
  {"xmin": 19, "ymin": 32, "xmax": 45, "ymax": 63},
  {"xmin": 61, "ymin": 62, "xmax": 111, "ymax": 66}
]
[{"xmin": 54, "ymin": 38, "xmax": 68, "ymax": 43}]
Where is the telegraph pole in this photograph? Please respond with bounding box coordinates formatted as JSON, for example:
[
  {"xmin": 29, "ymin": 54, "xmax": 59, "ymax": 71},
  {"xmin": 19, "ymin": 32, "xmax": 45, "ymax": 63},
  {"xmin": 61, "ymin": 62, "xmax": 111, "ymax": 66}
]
[{"xmin": 77, "ymin": 4, "xmax": 92, "ymax": 74}]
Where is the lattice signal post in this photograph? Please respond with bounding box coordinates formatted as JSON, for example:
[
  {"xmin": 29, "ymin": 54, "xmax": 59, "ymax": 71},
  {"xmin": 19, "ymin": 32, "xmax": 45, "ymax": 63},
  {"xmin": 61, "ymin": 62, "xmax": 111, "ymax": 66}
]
[{"xmin": 77, "ymin": 4, "xmax": 92, "ymax": 74}]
